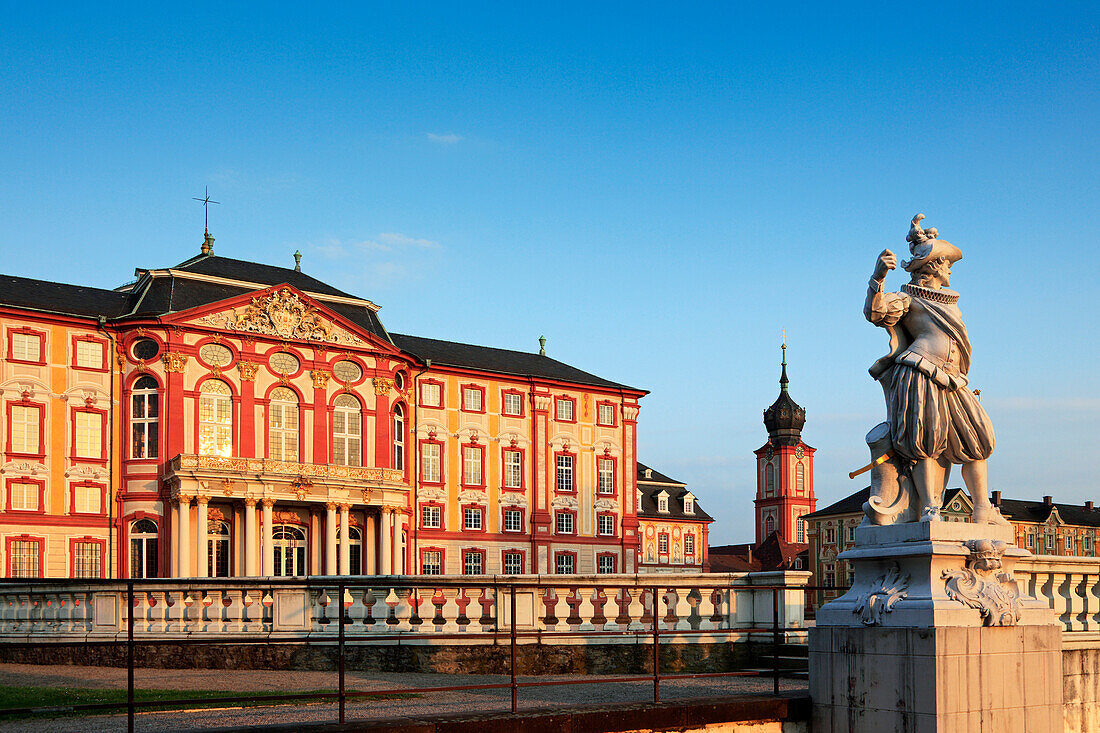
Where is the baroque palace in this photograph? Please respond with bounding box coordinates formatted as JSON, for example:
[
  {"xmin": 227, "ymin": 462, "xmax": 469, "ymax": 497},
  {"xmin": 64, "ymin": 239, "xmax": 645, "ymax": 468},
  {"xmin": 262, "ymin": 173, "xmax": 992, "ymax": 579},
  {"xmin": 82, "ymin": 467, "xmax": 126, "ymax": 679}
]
[{"xmin": 0, "ymin": 233, "xmax": 711, "ymax": 579}]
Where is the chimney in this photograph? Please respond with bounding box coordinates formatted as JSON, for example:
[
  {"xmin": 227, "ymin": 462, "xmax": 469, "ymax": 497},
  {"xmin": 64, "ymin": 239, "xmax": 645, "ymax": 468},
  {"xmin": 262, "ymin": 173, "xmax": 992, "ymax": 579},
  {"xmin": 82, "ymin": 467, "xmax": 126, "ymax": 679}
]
[
  {"xmin": 991, "ymin": 490, "xmax": 1001, "ymax": 506},
  {"xmin": 1043, "ymin": 495, "xmax": 1053, "ymax": 506},
  {"xmin": 1087, "ymin": 501, "xmax": 1095, "ymax": 510}
]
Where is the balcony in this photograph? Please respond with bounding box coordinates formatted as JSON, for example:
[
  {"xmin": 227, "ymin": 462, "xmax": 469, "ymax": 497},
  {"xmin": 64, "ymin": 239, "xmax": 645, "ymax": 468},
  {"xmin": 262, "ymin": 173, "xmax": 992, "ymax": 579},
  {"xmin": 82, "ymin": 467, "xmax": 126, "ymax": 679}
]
[{"xmin": 166, "ymin": 453, "xmax": 408, "ymax": 491}]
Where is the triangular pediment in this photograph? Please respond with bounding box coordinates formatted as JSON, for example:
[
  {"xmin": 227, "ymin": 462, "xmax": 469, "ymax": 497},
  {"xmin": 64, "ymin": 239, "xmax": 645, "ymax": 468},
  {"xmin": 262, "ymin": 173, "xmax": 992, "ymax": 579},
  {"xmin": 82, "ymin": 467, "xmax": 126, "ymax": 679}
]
[{"xmin": 164, "ymin": 285, "xmax": 401, "ymax": 355}]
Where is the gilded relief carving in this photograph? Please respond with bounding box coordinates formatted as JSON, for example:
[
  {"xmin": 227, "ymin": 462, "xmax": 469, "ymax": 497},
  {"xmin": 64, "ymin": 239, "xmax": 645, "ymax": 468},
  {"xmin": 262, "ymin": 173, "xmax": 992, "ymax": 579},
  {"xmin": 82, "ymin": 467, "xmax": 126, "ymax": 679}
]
[
  {"xmin": 194, "ymin": 288, "xmax": 365, "ymax": 346},
  {"xmin": 162, "ymin": 351, "xmax": 188, "ymax": 373}
]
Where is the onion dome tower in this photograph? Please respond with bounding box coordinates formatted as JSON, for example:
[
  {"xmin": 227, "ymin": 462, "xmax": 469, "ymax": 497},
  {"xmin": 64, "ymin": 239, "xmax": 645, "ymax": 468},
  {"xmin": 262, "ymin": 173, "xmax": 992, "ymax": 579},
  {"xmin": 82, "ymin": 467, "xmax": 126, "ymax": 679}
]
[{"xmin": 754, "ymin": 340, "xmax": 817, "ymax": 545}]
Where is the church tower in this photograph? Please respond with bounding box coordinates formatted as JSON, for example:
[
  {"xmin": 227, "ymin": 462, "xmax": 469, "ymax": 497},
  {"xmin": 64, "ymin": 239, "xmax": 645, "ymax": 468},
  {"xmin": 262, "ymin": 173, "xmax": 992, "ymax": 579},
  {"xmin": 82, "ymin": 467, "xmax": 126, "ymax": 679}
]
[{"xmin": 753, "ymin": 342, "xmax": 817, "ymax": 545}]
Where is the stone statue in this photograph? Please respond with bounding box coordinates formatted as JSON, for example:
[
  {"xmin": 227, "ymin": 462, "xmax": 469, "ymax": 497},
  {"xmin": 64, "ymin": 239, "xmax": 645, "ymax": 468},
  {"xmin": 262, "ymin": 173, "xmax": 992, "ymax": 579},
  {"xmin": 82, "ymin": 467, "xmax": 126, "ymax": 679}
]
[{"xmin": 860, "ymin": 214, "xmax": 1008, "ymax": 526}]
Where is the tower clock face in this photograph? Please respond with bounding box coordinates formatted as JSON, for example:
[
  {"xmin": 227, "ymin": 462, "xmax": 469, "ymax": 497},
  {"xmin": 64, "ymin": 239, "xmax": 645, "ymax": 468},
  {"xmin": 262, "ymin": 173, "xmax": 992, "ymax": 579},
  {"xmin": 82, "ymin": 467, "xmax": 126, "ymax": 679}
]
[
  {"xmin": 795, "ymin": 446, "xmax": 805, "ymax": 459},
  {"xmin": 765, "ymin": 446, "xmax": 774, "ymax": 461}
]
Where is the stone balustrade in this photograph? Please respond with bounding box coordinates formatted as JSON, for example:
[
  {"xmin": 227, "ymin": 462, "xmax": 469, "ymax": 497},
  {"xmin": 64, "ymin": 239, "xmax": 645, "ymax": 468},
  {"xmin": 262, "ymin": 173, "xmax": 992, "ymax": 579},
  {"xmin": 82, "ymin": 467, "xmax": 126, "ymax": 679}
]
[
  {"xmin": 169, "ymin": 453, "xmax": 407, "ymax": 486},
  {"xmin": 1014, "ymin": 554, "xmax": 1100, "ymax": 635},
  {"xmin": 0, "ymin": 572, "xmax": 810, "ymax": 645}
]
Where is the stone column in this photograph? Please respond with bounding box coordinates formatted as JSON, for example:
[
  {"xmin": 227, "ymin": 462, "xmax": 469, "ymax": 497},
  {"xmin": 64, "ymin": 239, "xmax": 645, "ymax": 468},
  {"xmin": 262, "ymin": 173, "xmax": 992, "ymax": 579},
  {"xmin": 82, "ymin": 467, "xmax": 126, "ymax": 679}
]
[
  {"xmin": 195, "ymin": 495, "xmax": 209, "ymax": 578},
  {"xmin": 338, "ymin": 504, "xmax": 351, "ymax": 575},
  {"xmin": 365, "ymin": 512, "xmax": 377, "ymax": 575},
  {"xmin": 244, "ymin": 498, "xmax": 257, "ymax": 577},
  {"xmin": 261, "ymin": 499, "xmax": 275, "ymax": 576},
  {"xmin": 380, "ymin": 508, "xmax": 393, "ymax": 575},
  {"xmin": 325, "ymin": 502, "xmax": 338, "ymax": 575},
  {"xmin": 177, "ymin": 494, "xmax": 192, "ymax": 578}
]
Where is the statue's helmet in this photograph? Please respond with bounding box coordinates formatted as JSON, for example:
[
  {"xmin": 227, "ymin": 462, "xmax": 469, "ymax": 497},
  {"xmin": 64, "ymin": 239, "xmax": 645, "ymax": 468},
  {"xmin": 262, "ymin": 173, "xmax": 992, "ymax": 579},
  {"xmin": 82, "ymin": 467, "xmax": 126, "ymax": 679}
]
[{"xmin": 902, "ymin": 213, "xmax": 962, "ymax": 272}]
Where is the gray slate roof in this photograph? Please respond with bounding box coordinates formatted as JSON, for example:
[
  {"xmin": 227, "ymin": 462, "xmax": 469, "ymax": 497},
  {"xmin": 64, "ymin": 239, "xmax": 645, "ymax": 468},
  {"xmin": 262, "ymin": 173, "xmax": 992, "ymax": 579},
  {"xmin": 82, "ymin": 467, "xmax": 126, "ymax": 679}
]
[{"xmin": 635, "ymin": 461, "xmax": 713, "ymax": 522}]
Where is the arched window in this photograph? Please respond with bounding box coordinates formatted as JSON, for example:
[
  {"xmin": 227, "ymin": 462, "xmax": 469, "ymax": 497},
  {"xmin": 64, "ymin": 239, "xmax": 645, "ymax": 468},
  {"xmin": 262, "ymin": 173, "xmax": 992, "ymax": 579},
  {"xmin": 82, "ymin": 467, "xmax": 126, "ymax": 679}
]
[
  {"xmin": 765, "ymin": 515, "xmax": 775, "ymax": 537},
  {"xmin": 131, "ymin": 375, "xmax": 159, "ymax": 459},
  {"xmin": 795, "ymin": 462, "xmax": 805, "ymax": 493},
  {"xmin": 208, "ymin": 521, "xmax": 231, "ymax": 577},
  {"xmin": 198, "ymin": 380, "xmax": 232, "ymax": 457},
  {"xmin": 392, "ymin": 404, "xmax": 405, "ymax": 470},
  {"xmin": 268, "ymin": 387, "xmax": 299, "ymax": 462},
  {"xmin": 130, "ymin": 519, "xmax": 158, "ymax": 578},
  {"xmin": 765, "ymin": 464, "xmax": 775, "ymax": 496},
  {"xmin": 272, "ymin": 524, "xmax": 307, "ymax": 576},
  {"xmin": 339, "ymin": 526, "xmax": 362, "ymax": 574},
  {"xmin": 332, "ymin": 394, "xmax": 361, "ymax": 467}
]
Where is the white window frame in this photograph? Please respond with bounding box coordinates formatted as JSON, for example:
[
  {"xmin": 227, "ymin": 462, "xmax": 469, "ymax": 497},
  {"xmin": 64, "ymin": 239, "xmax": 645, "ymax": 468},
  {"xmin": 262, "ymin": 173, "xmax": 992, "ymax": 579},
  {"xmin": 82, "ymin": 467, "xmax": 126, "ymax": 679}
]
[
  {"xmin": 597, "ymin": 554, "xmax": 616, "ymax": 574},
  {"xmin": 422, "ymin": 550, "xmax": 442, "ymax": 575},
  {"xmin": 462, "ymin": 387, "xmax": 482, "ymax": 412},
  {"xmin": 503, "ymin": 508, "xmax": 523, "ymax": 533},
  {"xmin": 825, "ymin": 527, "xmax": 836, "ymax": 544},
  {"xmin": 597, "ymin": 403, "xmax": 615, "ymax": 426},
  {"xmin": 503, "ymin": 392, "xmax": 523, "ymax": 416},
  {"xmin": 73, "ymin": 483, "xmax": 101, "ymax": 514},
  {"xmin": 10, "ymin": 481, "xmax": 39, "ymax": 511},
  {"xmin": 658, "ymin": 534, "xmax": 669, "ymax": 554},
  {"xmin": 11, "ymin": 332, "xmax": 42, "ymax": 362},
  {"xmin": 268, "ymin": 387, "xmax": 299, "ymax": 462},
  {"xmin": 555, "ymin": 398, "xmax": 573, "ymax": 422},
  {"xmin": 597, "ymin": 514, "xmax": 615, "ymax": 536},
  {"xmin": 332, "ymin": 394, "xmax": 362, "ymax": 467},
  {"xmin": 1046, "ymin": 533, "xmax": 1054, "ymax": 551},
  {"xmin": 503, "ymin": 450, "xmax": 522, "ymax": 489},
  {"xmin": 9, "ymin": 405, "xmax": 40, "ymax": 455},
  {"xmin": 9, "ymin": 538, "xmax": 40, "ymax": 578},
  {"xmin": 74, "ymin": 411, "xmax": 103, "ymax": 459},
  {"xmin": 463, "ymin": 507, "xmax": 483, "ymax": 531},
  {"xmin": 683, "ymin": 496, "xmax": 695, "ymax": 514},
  {"xmin": 421, "ymin": 505, "xmax": 441, "ymax": 529},
  {"xmin": 555, "ymin": 454, "xmax": 574, "ymax": 493},
  {"xmin": 503, "ymin": 551, "xmax": 523, "ymax": 574},
  {"xmin": 462, "ymin": 446, "xmax": 483, "ymax": 486},
  {"xmin": 198, "ymin": 381, "xmax": 233, "ymax": 458},
  {"xmin": 556, "ymin": 512, "xmax": 574, "ymax": 535},
  {"xmin": 597, "ymin": 458, "xmax": 615, "ymax": 495},
  {"xmin": 684, "ymin": 534, "xmax": 695, "ymax": 555},
  {"xmin": 421, "ymin": 443, "xmax": 441, "ymax": 483},
  {"xmin": 463, "ymin": 551, "xmax": 483, "ymax": 575},
  {"xmin": 75, "ymin": 340, "xmax": 103, "ymax": 369},
  {"xmin": 131, "ymin": 377, "xmax": 159, "ymax": 459},
  {"xmin": 555, "ymin": 553, "xmax": 575, "ymax": 574},
  {"xmin": 73, "ymin": 541, "xmax": 101, "ymax": 578},
  {"xmin": 657, "ymin": 494, "xmax": 668, "ymax": 513},
  {"xmin": 392, "ymin": 404, "xmax": 404, "ymax": 470},
  {"xmin": 420, "ymin": 382, "xmax": 441, "ymax": 408}
]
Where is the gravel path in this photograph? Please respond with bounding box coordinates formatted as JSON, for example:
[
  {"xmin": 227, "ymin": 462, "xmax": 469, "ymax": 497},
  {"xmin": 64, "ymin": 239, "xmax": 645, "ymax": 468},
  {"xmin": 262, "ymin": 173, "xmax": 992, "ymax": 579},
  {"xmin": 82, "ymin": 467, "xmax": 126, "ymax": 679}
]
[{"xmin": 0, "ymin": 664, "xmax": 806, "ymax": 732}]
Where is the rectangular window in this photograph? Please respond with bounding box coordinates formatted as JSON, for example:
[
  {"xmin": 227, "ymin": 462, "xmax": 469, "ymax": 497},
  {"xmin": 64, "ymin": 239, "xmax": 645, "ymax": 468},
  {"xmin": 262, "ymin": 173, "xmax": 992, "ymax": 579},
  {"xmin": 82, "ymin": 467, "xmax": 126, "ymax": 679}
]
[
  {"xmin": 421, "ymin": 505, "xmax": 441, "ymax": 529},
  {"xmin": 597, "ymin": 458, "xmax": 615, "ymax": 495},
  {"xmin": 9, "ymin": 405, "xmax": 41, "ymax": 454},
  {"xmin": 503, "ymin": 552, "xmax": 523, "ymax": 574},
  {"xmin": 74, "ymin": 411, "xmax": 103, "ymax": 459},
  {"xmin": 421, "ymin": 382, "xmax": 441, "ymax": 408},
  {"xmin": 1067, "ymin": 536, "xmax": 1075, "ymax": 553},
  {"xmin": 597, "ymin": 514, "xmax": 615, "ymax": 536},
  {"xmin": 462, "ymin": 387, "xmax": 482, "ymax": 412},
  {"xmin": 421, "ymin": 443, "xmax": 441, "ymax": 483},
  {"xmin": 1086, "ymin": 535, "xmax": 1093, "ymax": 553},
  {"xmin": 1046, "ymin": 534, "xmax": 1054, "ymax": 551},
  {"xmin": 9, "ymin": 481, "xmax": 39, "ymax": 511},
  {"xmin": 75, "ymin": 340, "xmax": 104, "ymax": 369},
  {"xmin": 684, "ymin": 496, "xmax": 695, "ymax": 514},
  {"xmin": 462, "ymin": 446, "xmax": 483, "ymax": 486},
  {"xmin": 556, "ymin": 512, "xmax": 574, "ymax": 535},
  {"xmin": 555, "ymin": 454, "xmax": 574, "ymax": 492},
  {"xmin": 463, "ymin": 551, "xmax": 483, "ymax": 575},
  {"xmin": 503, "ymin": 392, "xmax": 523, "ymax": 416},
  {"xmin": 555, "ymin": 398, "xmax": 573, "ymax": 422},
  {"xmin": 657, "ymin": 495, "xmax": 668, "ymax": 513},
  {"xmin": 73, "ymin": 541, "xmax": 101, "ymax": 578},
  {"xmin": 597, "ymin": 403, "xmax": 615, "ymax": 426},
  {"xmin": 422, "ymin": 550, "xmax": 441, "ymax": 575},
  {"xmin": 824, "ymin": 571, "xmax": 836, "ymax": 588},
  {"xmin": 846, "ymin": 526, "xmax": 855, "ymax": 542},
  {"xmin": 825, "ymin": 528, "xmax": 836, "ymax": 544},
  {"xmin": 1026, "ymin": 533, "xmax": 1034, "ymax": 548},
  {"xmin": 797, "ymin": 519, "xmax": 806, "ymax": 543},
  {"xmin": 73, "ymin": 483, "xmax": 101, "ymax": 514},
  {"xmin": 597, "ymin": 554, "xmax": 616, "ymax": 574},
  {"xmin": 503, "ymin": 509, "xmax": 523, "ymax": 533},
  {"xmin": 637, "ymin": 490, "xmax": 644, "ymax": 513},
  {"xmin": 503, "ymin": 450, "xmax": 522, "ymax": 488},
  {"xmin": 11, "ymin": 333, "xmax": 42, "ymax": 362},
  {"xmin": 556, "ymin": 553, "xmax": 575, "ymax": 574},
  {"xmin": 463, "ymin": 507, "xmax": 483, "ymax": 531},
  {"xmin": 9, "ymin": 539, "xmax": 40, "ymax": 578},
  {"xmin": 658, "ymin": 535, "xmax": 669, "ymax": 554},
  {"xmin": 684, "ymin": 534, "xmax": 695, "ymax": 554}
]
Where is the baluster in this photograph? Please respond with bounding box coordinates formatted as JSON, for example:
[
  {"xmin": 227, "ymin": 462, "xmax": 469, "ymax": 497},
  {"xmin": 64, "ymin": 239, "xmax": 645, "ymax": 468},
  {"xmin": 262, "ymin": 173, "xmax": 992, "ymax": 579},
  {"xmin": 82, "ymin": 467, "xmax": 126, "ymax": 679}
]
[
  {"xmin": 455, "ymin": 589, "xmax": 472, "ymax": 628},
  {"xmin": 315, "ymin": 589, "xmax": 333, "ymax": 632},
  {"xmin": 240, "ymin": 590, "xmax": 256, "ymax": 632},
  {"xmin": 477, "ymin": 587, "xmax": 495, "ymax": 629},
  {"xmin": 575, "ymin": 587, "xmax": 596, "ymax": 631},
  {"xmin": 408, "ymin": 588, "xmax": 425, "ymax": 628},
  {"xmin": 551, "ymin": 587, "xmax": 571, "ymax": 632},
  {"xmin": 626, "ymin": 588, "xmax": 646, "ymax": 631},
  {"xmin": 261, "ymin": 589, "xmax": 274, "ymax": 631},
  {"xmin": 1088, "ymin": 572, "xmax": 1100, "ymax": 631},
  {"xmin": 695, "ymin": 588, "xmax": 716, "ymax": 631},
  {"xmin": 384, "ymin": 588, "xmax": 402, "ymax": 628},
  {"xmin": 347, "ymin": 589, "xmax": 367, "ymax": 631},
  {"xmin": 368, "ymin": 589, "xmax": 390, "ymax": 631},
  {"xmin": 222, "ymin": 589, "xmax": 242, "ymax": 633},
  {"xmin": 564, "ymin": 587, "xmax": 583, "ymax": 628},
  {"xmin": 683, "ymin": 588, "xmax": 701, "ymax": 630},
  {"xmin": 438, "ymin": 588, "xmax": 461, "ymax": 633},
  {"xmin": 1054, "ymin": 572, "xmax": 1071, "ymax": 629},
  {"xmin": 587, "ymin": 588, "xmax": 607, "ymax": 630},
  {"xmin": 201, "ymin": 591, "xmax": 217, "ymax": 633},
  {"xmin": 182, "ymin": 591, "xmax": 198, "ymax": 632}
]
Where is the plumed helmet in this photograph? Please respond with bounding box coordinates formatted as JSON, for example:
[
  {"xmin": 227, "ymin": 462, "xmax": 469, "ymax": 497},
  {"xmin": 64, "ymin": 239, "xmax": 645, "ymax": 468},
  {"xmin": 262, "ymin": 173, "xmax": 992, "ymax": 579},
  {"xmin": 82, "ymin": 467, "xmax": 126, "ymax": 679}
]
[{"xmin": 902, "ymin": 213, "xmax": 962, "ymax": 272}]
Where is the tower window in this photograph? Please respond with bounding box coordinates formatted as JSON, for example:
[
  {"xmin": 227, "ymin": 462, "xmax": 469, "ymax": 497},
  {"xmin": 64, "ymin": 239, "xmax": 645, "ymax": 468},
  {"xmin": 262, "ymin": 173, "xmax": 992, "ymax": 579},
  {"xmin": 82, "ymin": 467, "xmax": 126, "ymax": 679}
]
[{"xmin": 765, "ymin": 464, "xmax": 775, "ymax": 496}]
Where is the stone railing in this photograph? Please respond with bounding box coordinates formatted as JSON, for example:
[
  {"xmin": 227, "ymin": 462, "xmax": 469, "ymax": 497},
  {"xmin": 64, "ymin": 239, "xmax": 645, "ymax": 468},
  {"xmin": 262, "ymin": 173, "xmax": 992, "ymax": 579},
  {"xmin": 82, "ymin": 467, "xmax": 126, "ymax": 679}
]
[
  {"xmin": 1014, "ymin": 554, "xmax": 1100, "ymax": 637},
  {"xmin": 0, "ymin": 572, "xmax": 810, "ymax": 645},
  {"xmin": 168, "ymin": 454, "xmax": 407, "ymax": 485}
]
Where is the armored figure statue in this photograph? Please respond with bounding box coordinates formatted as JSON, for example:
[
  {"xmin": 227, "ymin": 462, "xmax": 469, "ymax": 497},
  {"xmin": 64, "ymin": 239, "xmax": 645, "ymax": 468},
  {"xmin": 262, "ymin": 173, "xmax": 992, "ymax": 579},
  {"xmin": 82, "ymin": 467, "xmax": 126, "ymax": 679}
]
[{"xmin": 860, "ymin": 214, "xmax": 1008, "ymax": 526}]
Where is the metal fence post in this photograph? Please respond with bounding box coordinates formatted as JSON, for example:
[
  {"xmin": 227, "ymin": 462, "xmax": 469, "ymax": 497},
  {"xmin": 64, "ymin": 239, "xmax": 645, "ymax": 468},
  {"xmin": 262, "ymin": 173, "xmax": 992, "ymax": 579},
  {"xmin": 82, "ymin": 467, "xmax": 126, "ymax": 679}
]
[
  {"xmin": 127, "ymin": 580, "xmax": 135, "ymax": 733},
  {"xmin": 510, "ymin": 584, "xmax": 517, "ymax": 713},
  {"xmin": 339, "ymin": 583, "xmax": 346, "ymax": 724},
  {"xmin": 771, "ymin": 586, "xmax": 780, "ymax": 695},
  {"xmin": 652, "ymin": 586, "xmax": 660, "ymax": 704}
]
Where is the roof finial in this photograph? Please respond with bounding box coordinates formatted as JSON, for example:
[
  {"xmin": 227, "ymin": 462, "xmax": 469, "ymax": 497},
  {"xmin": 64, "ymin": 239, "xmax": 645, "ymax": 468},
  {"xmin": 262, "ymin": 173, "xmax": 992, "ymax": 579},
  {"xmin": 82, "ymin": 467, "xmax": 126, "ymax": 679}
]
[
  {"xmin": 293, "ymin": 250, "xmax": 302, "ymax": 272},
  {"xmin": 192, "ymin": 186, "xmax": 219, "ymax": 255},
  {"xmin": 780, "ymin": 330, "xmax": 789, "ymax": 392},
  {"xmin": 538, "ymin": 335, "xmax": 546, "ymax": 356}
]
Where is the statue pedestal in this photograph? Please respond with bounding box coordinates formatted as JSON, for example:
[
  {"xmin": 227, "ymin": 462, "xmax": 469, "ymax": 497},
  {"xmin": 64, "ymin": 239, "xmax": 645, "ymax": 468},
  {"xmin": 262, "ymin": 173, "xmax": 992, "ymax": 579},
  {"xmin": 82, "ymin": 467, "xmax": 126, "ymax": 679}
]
[{"xmin": 809, "ymin": 522, "xmax": 1063, "ymax": 732}]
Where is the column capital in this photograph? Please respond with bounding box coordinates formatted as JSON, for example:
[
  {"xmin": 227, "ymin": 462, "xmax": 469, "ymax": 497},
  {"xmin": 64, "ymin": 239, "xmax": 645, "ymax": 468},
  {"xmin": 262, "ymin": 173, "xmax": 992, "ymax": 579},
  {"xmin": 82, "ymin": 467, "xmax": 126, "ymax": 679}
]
[
  {"xmin": 244, "ymin": 496, "xmax": 258, "ymax": 508},
  {"xmin": 325, "ymin": 501, "xmax": 338, "ymax": 511},
  {"xmin": 260, "ymin": 497, "xmax": 276, "ymax": 508},
  {"xmin": 177, "ymin": 492, "xmax": 194, "ymax": 504},
  {"xmin": 195, "ymin": 494, "xmax": 210, "ymax": 505},
  {"xmin": 338, "ymin": 503, "xmax": 352, "ymax": 512}
]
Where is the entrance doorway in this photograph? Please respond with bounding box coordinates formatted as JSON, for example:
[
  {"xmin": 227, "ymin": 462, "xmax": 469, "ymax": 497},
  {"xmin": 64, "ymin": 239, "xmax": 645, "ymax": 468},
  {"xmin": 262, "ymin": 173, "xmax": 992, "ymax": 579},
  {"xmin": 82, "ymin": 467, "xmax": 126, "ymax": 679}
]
[{"xmin": 273, "ymin": 524, "xmax": 307, "ymax": 576}]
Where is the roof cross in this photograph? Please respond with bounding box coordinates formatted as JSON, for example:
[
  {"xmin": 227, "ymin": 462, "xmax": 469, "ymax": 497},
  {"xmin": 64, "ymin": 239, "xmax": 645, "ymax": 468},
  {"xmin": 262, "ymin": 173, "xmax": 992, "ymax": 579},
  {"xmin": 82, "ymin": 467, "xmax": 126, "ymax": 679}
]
[{"xmin": 192, "ymin": 186, "xmax": 220, "ymax": 234}]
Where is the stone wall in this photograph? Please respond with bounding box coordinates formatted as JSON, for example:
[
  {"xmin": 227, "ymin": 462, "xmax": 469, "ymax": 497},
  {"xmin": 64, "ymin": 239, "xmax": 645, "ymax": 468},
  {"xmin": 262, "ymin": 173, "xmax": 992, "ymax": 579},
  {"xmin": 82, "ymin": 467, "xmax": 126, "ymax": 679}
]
[{"xmin": 1063, "ymin": 643, "xmax": 1100, "ymax": 733}]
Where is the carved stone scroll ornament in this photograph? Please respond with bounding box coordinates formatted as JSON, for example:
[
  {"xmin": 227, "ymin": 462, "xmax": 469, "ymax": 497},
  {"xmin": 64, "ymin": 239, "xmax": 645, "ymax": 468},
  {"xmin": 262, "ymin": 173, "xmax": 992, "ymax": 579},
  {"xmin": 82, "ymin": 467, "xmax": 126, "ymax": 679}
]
[
  {"xmin": 373, "ymin": 377, "xmax": 393, "ymax": 396},
  {"xmin": 162, "ymin": 352, "xmax": 189, "ymax": 373},
  {"xmin": 197, "ymin": 288, "xmax": 365, "ymax": 346},
  {"xmin": 237, "ymin": 361, "xmax": 259, "ymax": 381},
  {"xmin": 942, "ymin": 539, "xmax": 1021, "ymax": 626},
  {"xmin": 853, "ymin": 562, "xmax": 910, "ymax": 626}
]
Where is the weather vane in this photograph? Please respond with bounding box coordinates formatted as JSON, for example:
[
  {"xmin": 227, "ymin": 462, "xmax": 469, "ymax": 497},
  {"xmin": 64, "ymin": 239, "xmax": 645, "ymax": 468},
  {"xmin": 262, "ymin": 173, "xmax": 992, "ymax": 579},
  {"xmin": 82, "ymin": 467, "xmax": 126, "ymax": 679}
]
[
  {"xmin": 192, "ymin": 186, "xmax": 220, "ymax": 234},
  {"xmin": 781, "ymin": 328, "xmax": 787, "ymax": 349}
]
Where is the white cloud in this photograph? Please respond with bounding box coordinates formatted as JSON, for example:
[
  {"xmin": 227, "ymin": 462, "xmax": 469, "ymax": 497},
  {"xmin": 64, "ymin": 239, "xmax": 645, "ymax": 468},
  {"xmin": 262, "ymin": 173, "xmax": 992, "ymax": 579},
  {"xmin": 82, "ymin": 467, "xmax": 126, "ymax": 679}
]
[
  {"xmin": 356, "ymin": 232, "xmax": 440, "ymax": 252},
  {"xmin": 426, "ymin": 132, "xmax": 463, "ymax": 145}
]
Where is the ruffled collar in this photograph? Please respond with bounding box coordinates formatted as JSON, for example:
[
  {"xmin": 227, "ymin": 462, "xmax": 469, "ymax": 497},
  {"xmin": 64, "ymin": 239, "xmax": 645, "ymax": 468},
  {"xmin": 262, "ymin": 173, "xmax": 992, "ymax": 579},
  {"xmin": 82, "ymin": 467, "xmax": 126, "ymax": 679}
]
[{"xmin": 902, "ymin": 282, "xmax": 959, "ymax": 304}]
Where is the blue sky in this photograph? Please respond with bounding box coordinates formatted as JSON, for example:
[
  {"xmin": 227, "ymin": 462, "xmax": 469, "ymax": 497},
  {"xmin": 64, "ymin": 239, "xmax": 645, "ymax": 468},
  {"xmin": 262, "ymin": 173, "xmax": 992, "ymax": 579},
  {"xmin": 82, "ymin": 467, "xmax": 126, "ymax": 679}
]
[{"xmin": 2, "ymin": 3, "xmax": 1097, "ymax": 544}]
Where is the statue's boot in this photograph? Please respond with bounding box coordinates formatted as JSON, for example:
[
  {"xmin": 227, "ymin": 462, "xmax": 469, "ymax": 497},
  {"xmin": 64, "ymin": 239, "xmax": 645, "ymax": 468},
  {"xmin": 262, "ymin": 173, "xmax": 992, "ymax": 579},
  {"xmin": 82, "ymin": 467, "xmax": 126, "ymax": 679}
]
[{"xmin": 972, "ymin": 503, "xmax": 1010, "ymax": 526}]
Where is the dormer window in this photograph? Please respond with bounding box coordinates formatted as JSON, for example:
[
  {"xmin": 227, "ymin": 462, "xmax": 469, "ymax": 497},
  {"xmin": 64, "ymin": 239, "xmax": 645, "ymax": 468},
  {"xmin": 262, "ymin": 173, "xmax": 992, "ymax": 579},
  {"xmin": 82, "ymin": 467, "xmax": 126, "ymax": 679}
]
[
  {"xmin": 683, "ymin": 494, "xmax": 695, "ymax": 515},
  {"xmin": 637, "ymin": 489, "xmax": 643, "ymax": 513},
  {"xmin": 644, "ymin": 468, "xmax": 652, "ymax": 479},
  {"xmin": 657, "ymin": 492, "xmax": 669, "ymax": 513}
]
